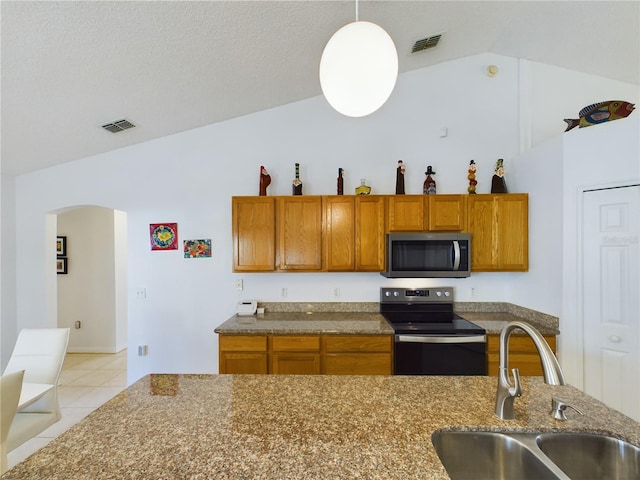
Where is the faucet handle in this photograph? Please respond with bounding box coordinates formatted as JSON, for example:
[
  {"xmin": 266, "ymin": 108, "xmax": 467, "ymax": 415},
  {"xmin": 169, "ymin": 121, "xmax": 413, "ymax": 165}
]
[
  {"xmin": 551, "ymin": 397, "xmax": 584, "ymax": 420},
  {"xmin": 511, "ymin": 368, "xmax": 523, "ymax": 397}
]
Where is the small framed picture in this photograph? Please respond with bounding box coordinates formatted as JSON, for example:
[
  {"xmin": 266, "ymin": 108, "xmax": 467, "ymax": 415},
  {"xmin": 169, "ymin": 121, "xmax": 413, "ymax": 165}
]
[
  {"xmin": 56, "ymin": 257, "xmax": 68, "ymax": 274},
  {"xmin": 56, "ymin": 236, "xmax": 67, "ymax": 257}
]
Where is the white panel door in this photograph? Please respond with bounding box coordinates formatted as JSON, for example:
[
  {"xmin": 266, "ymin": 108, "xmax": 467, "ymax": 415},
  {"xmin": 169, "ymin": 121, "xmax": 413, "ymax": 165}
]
[{"xmin": 582, "ymin": 185, "xmax": 639, "ymax": 421}]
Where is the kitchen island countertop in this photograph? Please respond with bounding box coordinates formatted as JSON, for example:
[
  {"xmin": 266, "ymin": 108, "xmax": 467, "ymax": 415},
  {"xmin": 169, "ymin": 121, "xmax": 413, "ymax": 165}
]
[{"xmin": 3, "ymin": 374, "xmax": 638, "ymax": 479}]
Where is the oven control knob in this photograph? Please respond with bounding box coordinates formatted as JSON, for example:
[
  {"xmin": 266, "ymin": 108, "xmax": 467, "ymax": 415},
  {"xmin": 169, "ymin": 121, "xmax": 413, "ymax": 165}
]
[
  {"xmin": 384, "ymin": 291, "xmax": 390, "ymax": 297},
  {"xmin": 393, "ymin": 291, "xmax": 399, "ymax": 297},
  {"xmin": 444, "ymin": 291, "xmax": 450, "ymax": 297},
  {"xmin": 435, "ymin": 291, "xmax": 442, "ymax": 297}
]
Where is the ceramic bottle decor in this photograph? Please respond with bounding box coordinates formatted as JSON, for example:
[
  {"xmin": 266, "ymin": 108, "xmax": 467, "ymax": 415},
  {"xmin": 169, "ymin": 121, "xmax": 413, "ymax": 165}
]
[
  {"xmin": 423, "ymin": 166, "xmax": 436, "ymax": 194},
  {"xmin": 337, "ymin": 168, "xmax": 344, "ymax": 195},
  {"xmin": 467, "ymin": 160, "xmax": 477, "ymax": 194},
  {"xmin": 292, "ymin": 163, "xmax": 303, "ymax": 195},
  {"xmin": 355, "ymin": 178, "xmax": 371, "ymax": 195},
  {"xmin": 395, "ymin": 160, "xmax": 406, "ymax": 194},
  {"xmin": 259, "ymin": 165, "xmax": 271, "ymax": 196},
  {"xmin": 491, "ymin": 158, "xmax": 508, "ymax": 193}
]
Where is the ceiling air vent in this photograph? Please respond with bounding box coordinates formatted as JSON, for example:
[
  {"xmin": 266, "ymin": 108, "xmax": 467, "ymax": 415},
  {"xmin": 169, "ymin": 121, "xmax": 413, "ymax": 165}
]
[
  {"xmin": 101, "ymin": 119, "xmax": 136, "ymax": 133},
  {"xmin": 411, "ymin": 32, "xmax": 444, "ymax": 54}
]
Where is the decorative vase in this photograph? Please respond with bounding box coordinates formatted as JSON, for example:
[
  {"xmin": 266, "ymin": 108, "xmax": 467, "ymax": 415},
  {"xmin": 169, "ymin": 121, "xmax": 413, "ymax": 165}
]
[
  {"xmin": 491, "ymin": 159, "xmax": 508, "ymax": 193},
  {"xmin": 259, "ymin": 166, "xmax": 271, "ymax": 196},
  {"xmin": 355, "ymin": 178, "xmax": 371, "ymax": 195}
]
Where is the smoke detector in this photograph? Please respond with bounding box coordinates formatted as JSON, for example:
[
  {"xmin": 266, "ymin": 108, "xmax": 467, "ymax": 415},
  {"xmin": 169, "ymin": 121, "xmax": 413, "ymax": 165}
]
[
  {"xmin": 411, "ymin": 32, "xmax": 444, "ymax": 53},
  {"xmin": 101, "ymin": 119, "xmax": 136, "ymax": 133}
]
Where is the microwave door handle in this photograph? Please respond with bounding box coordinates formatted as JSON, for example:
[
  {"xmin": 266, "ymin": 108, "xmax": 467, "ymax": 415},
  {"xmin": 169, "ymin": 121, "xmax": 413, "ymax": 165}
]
[{"xmin": 452, "ymin": 240, "xmax": 461, "ymax": 270}]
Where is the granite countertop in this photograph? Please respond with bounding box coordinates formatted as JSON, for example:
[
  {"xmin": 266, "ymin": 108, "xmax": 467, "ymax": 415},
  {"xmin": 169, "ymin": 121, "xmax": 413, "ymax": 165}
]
[
  {"xmin": 214, "ymin": 307, "xmax": 559, "ymax": 336},
  {"xmin": 214, "ymin": 312, "xmax": 394, "ymax": 335},
  {"xmin": 3, "ymin": 375, "xmax": 638, "ymax": 479}
]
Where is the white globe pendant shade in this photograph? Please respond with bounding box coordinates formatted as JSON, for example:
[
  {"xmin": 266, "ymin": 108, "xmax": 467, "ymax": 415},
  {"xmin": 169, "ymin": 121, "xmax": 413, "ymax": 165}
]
[{"xmin": 320, "ymin": 21, "xmax": 398, "ymax": 117}]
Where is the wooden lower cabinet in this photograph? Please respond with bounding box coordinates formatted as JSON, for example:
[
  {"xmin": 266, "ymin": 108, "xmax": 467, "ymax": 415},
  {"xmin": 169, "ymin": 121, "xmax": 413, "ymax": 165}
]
[
  {"xmin": 324, "ymin": 335, "xmax": 393, "ymax": 375},
  {"xmin": 270, "ymin": 336, "xmax": 321, "ymax": 374},
  {"xmin": 219, "ymin": 335, "xmax": 268, "ymax": 374},
  {"xmin": 218, "ymin": 334, "xmax": 392, "ymax": 375},
  {"xmin": 486, "ymin": 334, "xmax": 557, "ymax": 376}
]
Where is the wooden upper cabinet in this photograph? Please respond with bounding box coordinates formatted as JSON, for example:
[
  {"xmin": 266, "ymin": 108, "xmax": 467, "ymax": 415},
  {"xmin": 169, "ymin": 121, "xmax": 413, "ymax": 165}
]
[
  {"xmin": 324, "ymin": 196, "xmax": 356, "ymax": 271},
  {"xmin": 496, "ymin": 194, "xmax": 528, "ymax": 271},
  {"xmin": 232, "ymin": 197, "xmax": 276, "ymax": 272},
  {"xmin": 277, "ymin": 196, "xmax": 323, "ymax": 271},
  {"xmin": 355, "ymin": 196, "xmax": 386, "ymax": 271},
  {"xmin": 428, "ymin": 195, "xmax": 466, "ymax": 231},
  {"xmin": 387, "ymin": 196, "xmax": 426, "ymax": 231},
  {"xmin": 468, "ymin": 194, "xmax": 528, "ymax": 271}
]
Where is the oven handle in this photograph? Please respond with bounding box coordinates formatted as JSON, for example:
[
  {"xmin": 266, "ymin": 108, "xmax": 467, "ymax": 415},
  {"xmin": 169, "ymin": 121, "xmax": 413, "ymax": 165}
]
[
  {"xmin": 395, "ymin": 334, "xmax": 486, "ymax": 344},
  {"xmin": 453, "ymin": 240, "xmax": 461, "ymax": 271}
]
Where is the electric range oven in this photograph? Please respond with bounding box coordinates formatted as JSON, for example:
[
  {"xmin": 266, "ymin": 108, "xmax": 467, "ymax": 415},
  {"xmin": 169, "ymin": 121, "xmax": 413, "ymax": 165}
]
[{"xmin": 380, "ymin": 287, "xmax": 486, "ymax": 375}]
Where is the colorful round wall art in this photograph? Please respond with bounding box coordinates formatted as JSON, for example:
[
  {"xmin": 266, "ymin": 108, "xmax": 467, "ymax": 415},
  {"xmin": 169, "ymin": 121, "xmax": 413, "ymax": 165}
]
[{"xmin": 150, "ymin": 223, "xmax": 178, "ymax": 251}]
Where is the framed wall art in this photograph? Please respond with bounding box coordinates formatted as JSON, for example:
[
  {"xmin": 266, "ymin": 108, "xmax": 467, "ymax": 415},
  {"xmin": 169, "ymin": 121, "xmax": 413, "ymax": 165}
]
[
  {"xmin": 56, "ymin": 236, "xmax": 67, "ymax": 256},
  {"xmin": 56, "ymin": 257, "xmax": 68, "ymax": 274},
  {"xmin": 150, "ymin": 223, "xmax": 178, "ymax": 251},
  {"xmin": 184, "ymin": 239, "xmax": 212, "ymax": 258}
]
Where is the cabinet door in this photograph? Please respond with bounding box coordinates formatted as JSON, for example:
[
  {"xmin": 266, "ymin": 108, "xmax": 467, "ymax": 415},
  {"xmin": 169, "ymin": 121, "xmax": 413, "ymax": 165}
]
[
  {"xmin": 324, "ymin": 353, "xmax": 392, "ymax": 375},
  {"xmin": 355, "ymin": 196, "xmax": 386, "ymax": 271},
  {"xmin": 220, "ymin": 353, "xmax": 268, "ymax": 374},
  {"xmin": 486, "ymin": 334, "xmax": 556, "ymax": 376},
  {"xmin": 232, "ymin": 197, "xmax": 275, "ymax": 271},
  {"xmin": 428, "ymin": 195, "xmax": 466, "ymax": 231},
  {"xmin": 467, "ymin": 195, "xmax": 497, "ymax": 270},
  {"xmin": 271, "ymin": 354, "xmax": 321, "ymax": 374},
  {"xmin": 324, "ymin": 196, "xmax": 355, "ymax": 271},
  {"xmin": 277, "ymin": 196, "xmax": 323, "ymax": 270},
  {"xmin": 496, "ymin": 194, "xmax": 528, "ymax": 271},
  {"xmin": 387, "ymin": 196, "xmax": 426, "ymax": 231}
]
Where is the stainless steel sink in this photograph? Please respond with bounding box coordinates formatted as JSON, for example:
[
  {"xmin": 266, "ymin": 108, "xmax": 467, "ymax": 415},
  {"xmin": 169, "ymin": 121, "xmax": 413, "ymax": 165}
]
[
  {"xmin": 431, "ymin": 430, "xmax": 640, "ymax": 480},
  {"xmin": 431, "ymin": 431, "xmax": 567, "ymax": 480},
  {"xmin": 536, "ymin": 432, "xmax": 640, "ymax": 480}
]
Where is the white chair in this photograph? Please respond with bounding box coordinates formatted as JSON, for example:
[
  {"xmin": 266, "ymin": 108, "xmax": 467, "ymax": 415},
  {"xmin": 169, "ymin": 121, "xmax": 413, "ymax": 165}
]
[
  {"xmin": 3, "ymin": 328, "xmax": 69, "ymax": 452},
  {"xmin": 1, "ymin": 370, "xmax": 24, "ymax": 474}
]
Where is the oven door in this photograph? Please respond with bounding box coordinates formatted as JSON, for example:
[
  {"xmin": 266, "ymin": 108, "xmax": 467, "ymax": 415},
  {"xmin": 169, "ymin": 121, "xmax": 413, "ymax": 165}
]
[{"xmin": 394, "ymin": 335, "xmax": 487, "ymax": 375}]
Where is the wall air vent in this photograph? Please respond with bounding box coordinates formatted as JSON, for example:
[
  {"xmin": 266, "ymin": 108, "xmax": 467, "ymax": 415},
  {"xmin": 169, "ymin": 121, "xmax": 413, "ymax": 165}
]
[
  {"xmin": 411, "ymin": 32, "xmax": 444, "ymax": 53},
  {"xmin": 101, "ymin": 119, "xmax": 136, "ymax": 133}
]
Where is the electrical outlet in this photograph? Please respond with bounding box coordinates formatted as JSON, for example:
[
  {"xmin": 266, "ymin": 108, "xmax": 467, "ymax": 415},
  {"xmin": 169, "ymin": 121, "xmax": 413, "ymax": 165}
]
[
  {"xmin": 135, "ymin": 287, "xmax": 147, "ymax": 300},
  {"xmin": 470, "ymin": 287, "xmax": 476, "ymax": 298},
  {"xmin": 281, "ymin": 287, "xmax": 288, "ymax": 298},
  {"xmin": 333, "ymin": 287, "xmax": 340, "ymax": 298},
  {"xmin": 235, "ymin": 279, "xmax": 243, "ymax": 291}
]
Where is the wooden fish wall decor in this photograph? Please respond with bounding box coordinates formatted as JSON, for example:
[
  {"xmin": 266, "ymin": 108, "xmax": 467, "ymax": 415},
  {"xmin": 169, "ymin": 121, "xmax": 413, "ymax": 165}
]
[{"xmin": 564, "ymin": 100, "xmax": 635, "ymax": 131}]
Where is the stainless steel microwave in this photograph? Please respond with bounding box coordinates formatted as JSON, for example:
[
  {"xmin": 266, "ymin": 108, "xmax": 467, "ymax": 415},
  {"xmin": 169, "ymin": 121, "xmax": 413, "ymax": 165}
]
[{"xmin": 381, "ymin": 232, "xmax": 471, "ymax": 278}]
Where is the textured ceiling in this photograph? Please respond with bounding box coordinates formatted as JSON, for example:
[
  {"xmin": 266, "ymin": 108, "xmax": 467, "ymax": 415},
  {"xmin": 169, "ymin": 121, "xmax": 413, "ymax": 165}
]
[{"xmin": 2, "ymin": 1, "xmax": 638, "ymax": 176}]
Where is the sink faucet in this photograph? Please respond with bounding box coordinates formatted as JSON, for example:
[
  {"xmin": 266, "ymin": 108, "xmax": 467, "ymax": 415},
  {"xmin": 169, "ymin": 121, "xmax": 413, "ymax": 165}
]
[{"xmin": 495, "ymin": 321, "xmax": 566, "ymax": 420}]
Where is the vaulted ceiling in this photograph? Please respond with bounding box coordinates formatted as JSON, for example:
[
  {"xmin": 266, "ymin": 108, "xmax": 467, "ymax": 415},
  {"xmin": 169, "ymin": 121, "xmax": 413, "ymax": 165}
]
[{"xmin": 2, "ymin": 1, "xmax": 638, "ymax": 176}]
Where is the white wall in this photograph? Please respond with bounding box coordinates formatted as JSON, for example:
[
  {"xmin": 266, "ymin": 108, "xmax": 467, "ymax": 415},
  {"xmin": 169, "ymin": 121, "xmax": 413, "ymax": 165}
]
[
  {"xmin": 560, "ymin": 117, "xmax": 640, "ymax": 386},
  {"xmin": 57, "ymin": 206, "xmax": 126, "ymax": 353},
  {"xmin": 1, "ymin": 176, "xmax": 18, "ymax": 368},
  {"xmin": 4, "ymin": 53, "xmax": 639, "ymax": 380}
]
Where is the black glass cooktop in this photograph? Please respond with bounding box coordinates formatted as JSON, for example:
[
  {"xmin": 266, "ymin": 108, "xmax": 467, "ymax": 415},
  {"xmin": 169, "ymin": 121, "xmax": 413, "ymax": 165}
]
[{"xmin": 381, "ymin": 312, "xmax": 485, "ymax": 335}]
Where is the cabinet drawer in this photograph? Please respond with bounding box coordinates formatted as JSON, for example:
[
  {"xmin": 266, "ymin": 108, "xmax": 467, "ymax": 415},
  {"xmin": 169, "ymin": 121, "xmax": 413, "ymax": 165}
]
[
  {"xmin": 325, "ymin": 335, "xmax": 392, "ymax": 352},
  {"xmin": 219, "ymin": 335, "xmax": 267, "ymax": 352},
  {"xmin": 325, "ymin": 353, "xmax": 392, "ymax": 375},
  {"xmin": 271, "ymin": 335, "xmax": 321, "ymax": 352},
  {"xmin": 487, "ymin": 334, "xmax": 556, "ymax": 353}
]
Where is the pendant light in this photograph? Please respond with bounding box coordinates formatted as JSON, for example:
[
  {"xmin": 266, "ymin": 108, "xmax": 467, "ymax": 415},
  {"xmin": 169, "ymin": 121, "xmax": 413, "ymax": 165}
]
[{"xmin": 319, "ymin": 0, "xmax": 398, "ymax": 117}]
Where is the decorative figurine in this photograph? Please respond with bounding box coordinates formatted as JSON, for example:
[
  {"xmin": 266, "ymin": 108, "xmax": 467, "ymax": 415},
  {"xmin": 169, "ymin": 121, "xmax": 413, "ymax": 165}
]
[
  {"xmin": 259, "ymin": 165, "xmax": 271, "ymax": 196},
  {"xmin": 491, "ymin": 159, "xmax": 508, "ymax": 193},
  {"xmin": 564, "ymin": 100, "xmax": 635, "ymax": 131},
  {"xmin": 337, "ymin": 168, "xmax": 344, "ymax": 195},
  {"xmin": 355, "ymin": 178, "xmax": 371, "ymax": 195},
  {"xmin": 423, "ymin": 166, "xmax": 436, "ymax": 195},
  {"xmin": 395, "ymin": 160, "xmax": 406, "ymax": 194},
  {"xmin": 467, "ymin": 160, "xmax": 477, "ymax": 194},
  {"xmin": 292, "ymin": 163, "xmax": 303, "ymax": 195}
]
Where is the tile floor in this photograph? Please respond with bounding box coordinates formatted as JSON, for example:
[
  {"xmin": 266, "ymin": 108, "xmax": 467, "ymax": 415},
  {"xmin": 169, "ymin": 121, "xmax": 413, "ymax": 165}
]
[{"xmin": 7, "ymin": 350, "xmax": 127, "ymax": 470}]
